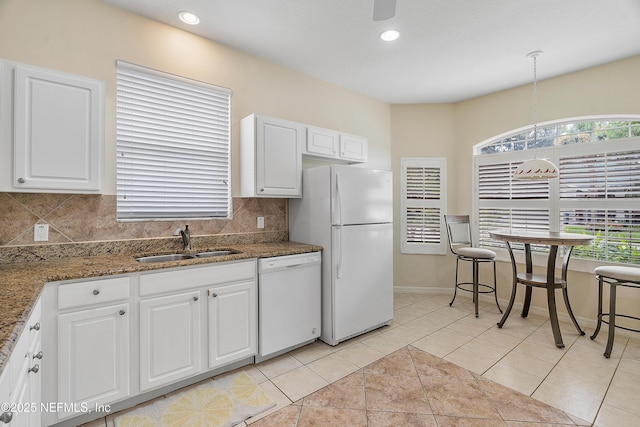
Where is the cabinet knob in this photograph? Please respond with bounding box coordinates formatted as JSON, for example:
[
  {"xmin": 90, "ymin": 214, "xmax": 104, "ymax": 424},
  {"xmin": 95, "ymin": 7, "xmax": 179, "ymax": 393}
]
[
  {"xmin": 17, "ymin": 177, "xmax": 26, "ymax": 184},
  {"xmin": 93, "ymin": 289, "xmax": 100, "ymax": 295},
  {"xmin": 28, "ymin": 364, "xmax": 39, "ymax": 374},
  {"xmin": 0, "ymin": 411, "xmax": 13, "ymax": 423},
  {"xmin": 33, "ymin": 351, "xmax": 43, "ymax": 360},
  {"xmin": 259, "ymin": 188, "xmax": 264, "ymax": 192},
  {"xmin": 210, "ymin": 293, "xmax": 217, "ymax": 298},
  {"xmin": 119, "ymin": 310, "xmax": 126, "ymax": 316},
  {"xmin": 30, "ymin": 322, "xmax": 40, "ymax": 331},
  {"xmin": 193, "ymin": 296, "xmax": 199, "ymax": 301}
]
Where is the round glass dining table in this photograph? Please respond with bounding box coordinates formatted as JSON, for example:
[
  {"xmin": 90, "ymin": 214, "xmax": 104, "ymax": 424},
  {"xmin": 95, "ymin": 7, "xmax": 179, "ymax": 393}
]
[{"xmin": 489, "ymin": 229, "xmax": 594, "ymax": 348}]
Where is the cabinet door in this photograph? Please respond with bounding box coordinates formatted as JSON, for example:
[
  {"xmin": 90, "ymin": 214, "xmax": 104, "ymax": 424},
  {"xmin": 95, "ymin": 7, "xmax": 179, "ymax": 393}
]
[
  {"xmin": 256, "ymin": 116, "xmax": 303, "ymax": 197},
  {"xmin": 339, "ymin": 133, "xmax": 368, "ymax": 162},
  {"xmin": 57, "ymin": 303, "xmax": 129, "ymax": 420},
  {"xmin": 13, "ymin": 64, "xmax": 103, "ymax": 192},
  {"xmin": 208, "ymin": 281, "xmax": 257, "ymax": 369},
  {"xmin": 306, "ymin": 126, "xmax": 339, "ymax": 158},
  {"xmin": 139, "ymin": 291, "xmax": 201, "ymax": 392}
]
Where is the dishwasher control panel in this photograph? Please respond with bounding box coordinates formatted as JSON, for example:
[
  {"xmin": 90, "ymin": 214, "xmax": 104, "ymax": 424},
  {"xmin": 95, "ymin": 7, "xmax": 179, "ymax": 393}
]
[{"xmin": 258, "ymin": 252, "xmax": 321, "ymax": 272}]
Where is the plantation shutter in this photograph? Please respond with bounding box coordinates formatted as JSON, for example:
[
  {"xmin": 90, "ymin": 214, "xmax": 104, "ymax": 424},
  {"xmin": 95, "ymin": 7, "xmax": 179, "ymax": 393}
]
[
  {"xmin": 475, "ymin": 153, "xmax": 551, "ymax": 250},
  {"xmin": 558, "ymin": 148, "xmax": 640, "ymax": 264},
  {"xmin": 116, "ymin": 61, "xmax": 231, "ymax": 220},
  {"xmin": 401, "ymin": 158, "xmax": 447, "ymax": 254}
]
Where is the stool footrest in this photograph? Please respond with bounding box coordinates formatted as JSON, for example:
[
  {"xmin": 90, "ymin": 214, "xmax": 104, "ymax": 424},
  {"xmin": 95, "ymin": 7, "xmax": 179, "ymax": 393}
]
[
  {"xmin": 596, "ymin": 313, "xmax": 640, "ymax": 334},
  {"xmin": 455, "ymin": 282, "xmax": 497, "ymax": 294}
]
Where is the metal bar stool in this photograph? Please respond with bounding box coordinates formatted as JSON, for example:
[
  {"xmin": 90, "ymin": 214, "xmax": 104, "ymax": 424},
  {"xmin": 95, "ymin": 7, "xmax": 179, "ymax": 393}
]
[
  {"xmin": 590, "ymin": 266, "xmax": 640, "ymax": 358},
  {"xmin": 444, "ymin": 215, "xmax": 502, "ymax": 318}
]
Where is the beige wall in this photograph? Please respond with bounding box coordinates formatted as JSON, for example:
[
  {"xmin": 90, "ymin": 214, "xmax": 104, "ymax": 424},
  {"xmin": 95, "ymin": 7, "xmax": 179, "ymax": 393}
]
[
  {"xmin": 0, "ymin": 0, "xmax": 391, "ymax": 198},
  {"xmin": 392, "ymin": 55, "xmax": 640, "ymax": 323},
  {"xmin": 390, "ymin": 104, "xmax": 458, "ymax": 290}
]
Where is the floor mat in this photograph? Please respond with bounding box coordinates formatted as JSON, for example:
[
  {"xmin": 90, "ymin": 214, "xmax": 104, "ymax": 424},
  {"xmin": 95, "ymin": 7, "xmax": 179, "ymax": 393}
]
[{"xmin": 114, "ymin": 371, "xmax": 275, "ymax": 427}]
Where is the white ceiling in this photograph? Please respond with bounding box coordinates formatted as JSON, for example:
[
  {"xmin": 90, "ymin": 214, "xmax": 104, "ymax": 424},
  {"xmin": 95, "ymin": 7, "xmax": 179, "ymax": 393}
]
[{"xmin": 102, "ymin": 0, "xmax": 640, "ymax": 104}]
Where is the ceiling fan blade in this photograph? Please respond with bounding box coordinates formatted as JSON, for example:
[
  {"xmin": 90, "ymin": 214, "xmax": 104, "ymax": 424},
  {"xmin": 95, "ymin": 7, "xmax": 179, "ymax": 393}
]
[{"xmin": 373, "ymin": 0, "xmax": 396, "ymax": 21}]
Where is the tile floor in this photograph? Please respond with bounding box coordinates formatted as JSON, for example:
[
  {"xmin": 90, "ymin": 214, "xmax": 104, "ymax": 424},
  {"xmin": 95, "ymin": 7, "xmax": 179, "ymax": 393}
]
[{"xmin": 84, "ymin": 291, "xmax": 640, "ymax": 427}]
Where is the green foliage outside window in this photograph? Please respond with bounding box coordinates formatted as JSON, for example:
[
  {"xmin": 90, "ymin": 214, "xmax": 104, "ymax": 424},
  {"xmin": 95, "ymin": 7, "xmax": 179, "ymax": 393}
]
[{"xmin": 565, "ymin": 225, "xmax": 640, "ymax": 264}]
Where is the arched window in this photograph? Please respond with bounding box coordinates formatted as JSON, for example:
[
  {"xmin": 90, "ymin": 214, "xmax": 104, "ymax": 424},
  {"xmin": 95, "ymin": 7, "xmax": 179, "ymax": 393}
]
[{"xmin": 473, "ymin": 116, "xmax": 640, "ymax": 266}]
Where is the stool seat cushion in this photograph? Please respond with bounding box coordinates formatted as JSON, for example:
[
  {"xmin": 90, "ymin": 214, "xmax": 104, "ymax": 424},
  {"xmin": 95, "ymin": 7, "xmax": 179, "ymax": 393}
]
[
  {"xmin": 456, "ymin": 247, "xmax": 496, "ymax": 259},
  {"xmin": 595, "ymin": 266, "xmax": 640, "ymax": 283}
]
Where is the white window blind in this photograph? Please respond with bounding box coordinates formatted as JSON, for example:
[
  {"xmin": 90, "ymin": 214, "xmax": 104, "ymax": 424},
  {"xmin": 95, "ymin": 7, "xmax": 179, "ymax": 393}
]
[
  {"xmin": 116, "ymin": 61, "xmax": 231, "ymax": 220},
  {"xmin": 401, "ymin": 158, "xmax": 447, "ymax": 254}
]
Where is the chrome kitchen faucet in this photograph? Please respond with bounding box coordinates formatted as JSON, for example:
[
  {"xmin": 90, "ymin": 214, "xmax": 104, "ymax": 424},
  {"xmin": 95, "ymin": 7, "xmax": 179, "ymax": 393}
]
[{"xmin": 174, "ymin": 224, "xmax": 191, "ymax": 251}]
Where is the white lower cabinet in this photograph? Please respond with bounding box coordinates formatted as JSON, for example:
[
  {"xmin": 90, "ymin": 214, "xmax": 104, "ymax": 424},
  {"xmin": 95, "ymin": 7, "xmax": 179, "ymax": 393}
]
[
  {"xmin": 0, "ymin": 299, "xmax": 42, "ymax": 427},
  {"xmin": 208, "ymin": 281, "xmax": 257, "ymax": 369},
  {"xmin": 138, "ymin": 260, "xmax": 257, "ymax": 391},
  {"xmin": 57, "ymin": 303, "xmax": 130, "ymax": 420},
  {"xmin": 139, "ymin": 291, "xmax": 202, "ymax": 392},
  {"xmin": 38, "ymin": 259, "xmax": 258, "ymax": 426}
]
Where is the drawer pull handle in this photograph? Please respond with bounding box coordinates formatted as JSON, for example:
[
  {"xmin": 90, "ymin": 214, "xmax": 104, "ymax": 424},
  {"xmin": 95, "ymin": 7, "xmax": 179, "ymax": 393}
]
[
  {"xmin": 33, "ymin": 351, "xmax": 43, "ymax": 360},
  {"xmin": 119, "ymin": 310, "xmax": 126, "ymax": 316},
  {"xmin": 1, "ymin": 411, "xmax": 13, "ymax": 423},
  {"xmin": 28, "ymin": 364, "xmax": 39, "ymax": 374},
  {"xmin": 93, "ymin": 289, "xmax": 100, "ymax": 295},
  {"xmin": 30, "ymin": 322, "xmax": 40, "ymax": 331},
  {"xmin": 193, "ymin": 296, "xmax": 199, "ymax": 301}
]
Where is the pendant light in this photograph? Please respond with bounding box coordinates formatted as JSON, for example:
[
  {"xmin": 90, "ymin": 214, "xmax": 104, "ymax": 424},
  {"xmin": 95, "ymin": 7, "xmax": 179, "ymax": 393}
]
[{"xmin": 513, "ymin": 51, "xmax": 558, "ymax": 180}]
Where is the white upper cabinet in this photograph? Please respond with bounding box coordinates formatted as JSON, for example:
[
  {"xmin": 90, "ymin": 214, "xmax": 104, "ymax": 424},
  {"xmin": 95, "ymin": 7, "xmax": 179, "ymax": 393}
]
[
  {"xmin": 339, "ymin": 133, "xmax": 368, "ymax": 163},
  {"xmin": 0, "ymin": 59, "xmax": 104, "ymax": 193},
  {"xmin": 306, "ymin": 126, "xmax": 339, "ymax": 158},
  {"xmin": 305, "ymin": 125, "xmax": 368, "ymax": 163},
  {"xmin": 240, "ymin": 113, "xmax": 369, "ymax": 198},
  {"xmin": 240, "ymin": 114, "xmax": 303, "ymax": 198}
]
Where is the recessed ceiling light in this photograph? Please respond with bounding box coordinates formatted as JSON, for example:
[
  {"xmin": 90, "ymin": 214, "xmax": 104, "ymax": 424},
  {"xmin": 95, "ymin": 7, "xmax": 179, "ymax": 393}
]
[
  {"xmin": 178, "ymin": 11, "xmax": 200, "ymax": 25},
  {"xmin": 380, "ymin": 29, "xmax": 400, "ymax": 41}
]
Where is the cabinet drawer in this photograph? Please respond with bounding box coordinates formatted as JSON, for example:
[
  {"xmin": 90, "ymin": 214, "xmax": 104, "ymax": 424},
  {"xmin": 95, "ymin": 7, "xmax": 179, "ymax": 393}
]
[
  {"xmin": 10, "ymin": 299, "xmax": 41, "ymax": 370},
  {"xmin": 140, "ymin": 260, "xmax": 256, "ymax": 296},
  {"xmin": 58, "ymin": 277, "xmax": 130, "ymax": 309}
]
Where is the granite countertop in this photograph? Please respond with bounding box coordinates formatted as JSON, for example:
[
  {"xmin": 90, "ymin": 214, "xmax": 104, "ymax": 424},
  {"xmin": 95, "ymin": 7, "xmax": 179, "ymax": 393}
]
[{"xmin": 0, "ymin": 240, "xmax": 322, "ymax": 375}]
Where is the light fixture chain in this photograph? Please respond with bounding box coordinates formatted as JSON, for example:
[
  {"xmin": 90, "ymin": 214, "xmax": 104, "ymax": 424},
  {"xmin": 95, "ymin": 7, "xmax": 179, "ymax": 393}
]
[{"xmin": 532, "ymin": 53, "xmax": 538, "ymax": 147}]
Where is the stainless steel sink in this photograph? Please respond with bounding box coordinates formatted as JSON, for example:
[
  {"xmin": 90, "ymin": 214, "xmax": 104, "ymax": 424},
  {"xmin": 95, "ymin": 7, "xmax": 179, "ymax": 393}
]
[
  {"xmin": 135, "ymin": 250, "xmax": 241, "ymax": 263},
  {"xmin": 195, "ymin": 250, "xmax": 239, "ymax": 258},
  {"xmin": 136, "ymin": 253, "xmax": 196, "ymax": 263}
]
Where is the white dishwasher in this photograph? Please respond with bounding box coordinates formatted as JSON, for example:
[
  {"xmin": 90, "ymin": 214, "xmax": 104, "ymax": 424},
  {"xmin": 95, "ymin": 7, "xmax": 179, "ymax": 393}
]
[{"xmin": 257, "ymin": 251, "xmax": 321, "ymax": 362}]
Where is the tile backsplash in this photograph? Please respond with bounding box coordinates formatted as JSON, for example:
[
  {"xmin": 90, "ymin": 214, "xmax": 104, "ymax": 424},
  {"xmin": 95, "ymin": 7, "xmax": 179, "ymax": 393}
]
[{"xmin": 0, "ymin": 193, "xmax": 287, "ymax": 246}]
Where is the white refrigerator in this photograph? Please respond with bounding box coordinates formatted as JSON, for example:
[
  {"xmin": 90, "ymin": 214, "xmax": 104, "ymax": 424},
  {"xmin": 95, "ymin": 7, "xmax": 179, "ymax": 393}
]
[{"xmin": 289, "ymin": 165, "xmax": 393, "ymax": 345}]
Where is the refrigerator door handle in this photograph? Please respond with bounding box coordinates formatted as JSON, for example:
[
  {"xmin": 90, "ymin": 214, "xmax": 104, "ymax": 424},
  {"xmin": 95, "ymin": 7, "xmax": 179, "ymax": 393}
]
[
  {"xmin": 336, "ymin": 226, "xmax": 343, "ymax": 279},
  {"xmin": 334, "ymin": 172, "xmax": 343, "ymax": 226}
]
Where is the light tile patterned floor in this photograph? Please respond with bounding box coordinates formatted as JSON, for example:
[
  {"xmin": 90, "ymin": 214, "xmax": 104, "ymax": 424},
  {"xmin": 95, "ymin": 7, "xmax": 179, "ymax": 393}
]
[{"xmin": 84, "ymin": 291, "xmax": 640, "ymax": 427}]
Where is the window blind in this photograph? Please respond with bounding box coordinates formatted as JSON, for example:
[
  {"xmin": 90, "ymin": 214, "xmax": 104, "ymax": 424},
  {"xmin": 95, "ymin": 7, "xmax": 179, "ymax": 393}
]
[
  {"xmin": 401, "ymin": 158, "xmax": 447, "ymax": 254},
  {"xmin": 116, "ymin": 61, "xmax": 231, "ymax": 220}
]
